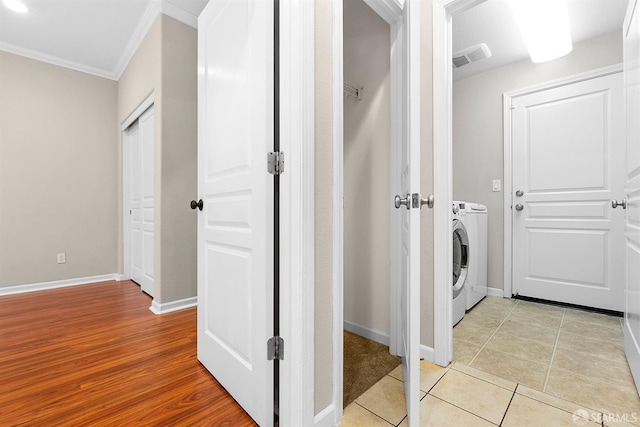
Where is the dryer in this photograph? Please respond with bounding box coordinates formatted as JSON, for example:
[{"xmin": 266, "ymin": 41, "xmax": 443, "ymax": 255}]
[
  {"xmin": 465, "ymin": 203, "xmax": 488, "ymax": 310},
  {"xmin": 452, "ymin": 201, "xmax": 468, "ymax": 326}
]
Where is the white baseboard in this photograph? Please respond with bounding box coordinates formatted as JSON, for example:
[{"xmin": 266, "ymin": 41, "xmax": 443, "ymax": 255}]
[
  {"xmin": 421, "ymin": 344, "xmax": 436, "ymax": 363},
  {"xmin": 0, "ymin": 274, "xmax": 118, "ymax": 296},
  {"xmin": 149, "ymin": 296, "xmax": 197, "ymax": 315},
  {"xmin": 116, "ymin": 274, "xmax": 128, "ymax": 281},
  {"xmin": 487, "ymin": 287, "xmax": 504, "ymax": 298},
  {"xmin": 314, "ymin": 403, "xmax": 338, "ymax": 427},
  {"xmin": 343, "ymin": 320, "xmax": 390, "ymax": 346}
]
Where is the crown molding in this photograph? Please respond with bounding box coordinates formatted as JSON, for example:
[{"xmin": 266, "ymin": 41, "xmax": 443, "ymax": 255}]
[
  {"xmin": 112, "ymin": 0, "xmax": 163, "ymax": 80},
  {"xmin": 0, "ymin": 0, "xmax": 199, "ymax": 81},
  {"xmin": 161, "ymin": 0, "xmax": 199, "ymax": 28},
  {"xmin": 0, "ymin": 41, "xmax": 116, "ymax": 80}
]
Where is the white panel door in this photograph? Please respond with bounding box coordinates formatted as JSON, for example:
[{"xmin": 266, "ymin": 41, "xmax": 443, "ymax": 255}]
[
  {"xmin": 395, "ymin": 1, "xmax": 420, "ymax": 423},
  {"xmin": 511, "ymin": 73, "xmax": 625, "ymax": 311},
  {"xmin": 623, "ymin": 0, "xmax": 640, "ymax": 394},
  {"xmin": 197, "ymin": 0, "xmax": 273, "ymax": 426},
  {"xmin": 126, "ymin": 105, "xmax": 155, "ymax": 296}
]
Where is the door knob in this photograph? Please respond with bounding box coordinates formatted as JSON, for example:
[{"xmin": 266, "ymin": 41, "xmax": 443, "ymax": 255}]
[
  {"xmin": 190, "ymin": 199, "xmax": 203, "ymax": 211},
  {"xmin": 515, "ymin": 190, "xmax": 524, "ymax": 197},
  {"xmin": 515, "ymin": 204, "xmax": 524, "ymax": 211},
  {"xmin": 612, "ymin": 198, "xmax": 627, "ymax": 209},
  {"xmin": 421, "ymin": 194, "xmax": 435, "ymax": 209},
  {"xmin": 412, "ymin": 193, "xmax": 434, "ymax": 209},
  {"xmin": 394, "ymin": 194, "xmax": 411, "ymax": 209}
]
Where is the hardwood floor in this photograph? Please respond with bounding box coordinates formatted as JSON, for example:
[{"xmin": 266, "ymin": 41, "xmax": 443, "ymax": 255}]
[{"xmin": 0, "ymin": 280, "xmax": 257, "ymax": 426}]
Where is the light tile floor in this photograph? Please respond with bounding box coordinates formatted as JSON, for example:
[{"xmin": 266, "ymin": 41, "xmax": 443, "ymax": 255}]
[{"xmin": 340, "ymin": 297, "xmax": 640, "ymax": 426}]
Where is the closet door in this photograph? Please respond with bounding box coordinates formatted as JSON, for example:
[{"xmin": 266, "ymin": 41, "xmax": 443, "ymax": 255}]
[{"xmin": 126, "ymin": 105, "xmax": 155, "ymax": 296}]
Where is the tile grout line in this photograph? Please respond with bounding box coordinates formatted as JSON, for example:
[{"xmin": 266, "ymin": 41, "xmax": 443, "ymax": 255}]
[
  {"xmin": 353, "ymin": 402, "xmax": 398, "ymax": 427},
  {"xmin": 428, "ymin": 393, "xmax": 504, "ymax": 426},
  {"xmin": 542, "ymin": 307, "xmax": 565, "ymax": 392},
  {"xmin": 498, "ymin": 389, "xmax": 517, "ymax": 426},
  {"xmin": 468, "ymin": 300, "xmax": 520, "ymax": 366}
]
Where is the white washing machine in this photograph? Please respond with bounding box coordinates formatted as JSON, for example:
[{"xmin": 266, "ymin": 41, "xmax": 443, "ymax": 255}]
[
  {"xmin": 465, "ymin": 203, "xmax": 488, "ymax": 310},
  {"xmin": 452, "ymin": 201, "xmax": 468, "ymax": 326}
]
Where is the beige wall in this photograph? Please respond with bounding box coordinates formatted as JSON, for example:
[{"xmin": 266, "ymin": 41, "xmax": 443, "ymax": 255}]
[
  {"xmin": 0, "ymin": 52, "xmax": 118, "ymax": 287},
  {"xmin": 453, "ymin": 31, "xmax": 622, "ymax": 292},
  {"xmin": 117, "ymin": 15, "xmax": 197, "ymax": 304},
  {"xmin": 117, "ymin": 16, "xmax": 163, "ymax": 296},
  {"xmin": 158, "ymin": 16, "xmax": 198, "ymax": 302},
  {"xmin": 314, "ymin": 0, "xmax": 335, "ymax": 415},
  {"xmin": 343, "ymin": 0, "xmax": 391, "ymax": 336}
]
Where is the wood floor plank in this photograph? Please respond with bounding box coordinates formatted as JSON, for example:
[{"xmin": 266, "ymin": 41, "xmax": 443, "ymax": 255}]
[{"xmin": 0, "ymin": 280, "xmax": 257, "ymax": 426}]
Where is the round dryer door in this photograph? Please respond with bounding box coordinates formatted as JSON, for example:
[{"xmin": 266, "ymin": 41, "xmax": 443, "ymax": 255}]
[{"xmin": 452, "ymin": 219, "xmax": 469, "ymax": 298}]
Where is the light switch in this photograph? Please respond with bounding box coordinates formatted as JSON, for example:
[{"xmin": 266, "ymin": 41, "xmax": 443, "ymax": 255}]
[
  {"xmin": 492, "ymin": 180, "xmax": 501, "ymax": 192},
  {"xmin": 57, "ymin": 253, "xmax": 66, "ymax": 264}
]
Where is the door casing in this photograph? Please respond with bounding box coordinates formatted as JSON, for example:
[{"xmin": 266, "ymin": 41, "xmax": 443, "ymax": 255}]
[
  {"xmin": 432, "ymin": 0, "xmax": 486, "ymax": 368},
  {"xmin": 331, "ymin": 0, "xmax": 419, "ymax": 424}
]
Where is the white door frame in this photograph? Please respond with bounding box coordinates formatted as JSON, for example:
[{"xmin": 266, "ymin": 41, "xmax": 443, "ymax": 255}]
[
  {"xmin": 121, "ymin": 92, "xmax": 155, "ymax": 282},
  {"xmin": 501, "ymin": 63, "xmax": 623, "ymax": 299},
  {"xmin": 278, "ymin": 0, "xmax": 316, "ymax": 425},
  {"xmin": 432, "ymin": 0, "xmax": 486, "ymax": 367},
  {"xmin": 330, "ymin": 0, "xmax": 416, "ymax": 423}
]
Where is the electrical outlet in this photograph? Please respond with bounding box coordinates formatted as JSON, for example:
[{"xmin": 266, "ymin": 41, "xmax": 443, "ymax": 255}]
[
  {"xmin": 57, "ymin": 253, "xmax": 66, "ymax": 264},
  {"xmin": 492, "ymin": 180, "xmax": 501, "ymax": 192}
]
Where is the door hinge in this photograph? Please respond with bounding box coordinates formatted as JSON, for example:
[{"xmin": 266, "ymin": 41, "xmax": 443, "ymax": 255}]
[
  {"xmin": 267, "ymin": 336, "xmax": 284, "ymax": 360},
  {"xmin": 267, "ymin": 151, "xmax": 285, "ymax": 175}
]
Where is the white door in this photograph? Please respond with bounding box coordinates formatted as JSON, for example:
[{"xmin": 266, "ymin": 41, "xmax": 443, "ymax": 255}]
[
  {"xmin": 394, "ymin": 1, "xmax": 420, "ymax": 423},
  {"xmin": 125, "ymin": 105, "xmax": 155, "ymax": 296},
  {"xmin": 623, "ymin": 0, "xmax": 640, "ymax": 394},
  {"xmin": 197, "ymin": 0, "xmax": 273, "ymax": 426},
  {"xmin": 511, "ymin": 73, "xmax": 625, "ymax": 311}
]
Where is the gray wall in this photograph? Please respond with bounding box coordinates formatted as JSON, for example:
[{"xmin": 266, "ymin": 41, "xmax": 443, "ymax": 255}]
[
  {"xmin": 344, "ymin": 0, "xmax": 391, "ymax": 337},
  {"xmin": 0, "ymin": 51, "xmax": 118, "ymax": 287},
  {"xmin": 453, "ymin": 31, "xmax": 623, "ymax": 292}
]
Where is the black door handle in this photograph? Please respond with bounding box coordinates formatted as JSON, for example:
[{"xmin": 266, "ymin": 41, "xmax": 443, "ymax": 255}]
[{"xmin": 190, "ymin": 199, "xmax": 203, "ymax": 211}]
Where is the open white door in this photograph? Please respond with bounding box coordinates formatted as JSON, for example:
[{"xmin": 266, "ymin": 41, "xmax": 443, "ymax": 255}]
[
  {"xmin": 391, "ymin": 0, "xmax": 421, "ymax": 424},
  {"xmin": 197, "ymin": 0, "xmax": 274, "ymax": 425},
  {"xmin": 623, "ymin": 0, "xmax": 640, "ymax": 394}
]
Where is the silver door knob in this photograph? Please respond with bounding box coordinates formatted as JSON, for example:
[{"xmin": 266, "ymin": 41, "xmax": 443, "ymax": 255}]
[
  {"xmin": 515, "ymin": 190, "xmax": 524, "ymax": 197},
  {"xmin": 394, "ymin": 194, "xmax": 411, "ymax": 209},
  {"xmin": 515, "ymin": 204, "xmax": 524, "ymax": 211},
  {"xmin": 612, "ymin": 198, "xmax": 627, "ymax": 209},
  {"xmin": 421, "ymin": 194, "xmax": 435, "ymax": 209},
  {"xmin": 412, "ymin": 193, "xmax": 434, "ymax": 209}
]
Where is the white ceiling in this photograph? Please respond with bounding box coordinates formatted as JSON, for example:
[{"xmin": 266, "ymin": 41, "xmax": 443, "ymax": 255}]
[
  {"xmin": 0, "ymin": 0, "xmax": 209, "ymax": 80},
  {"xmin": 453, "ymin": 0, "xmax": 629, "ymax": 80},
  {"xmin": 0, "ymin": 0, "xmax": 629, "ymax": 82}
]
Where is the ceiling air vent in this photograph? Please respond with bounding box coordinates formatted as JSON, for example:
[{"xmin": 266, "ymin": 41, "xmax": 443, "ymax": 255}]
[{"xmin": 452, "ymin": 43, "xmax": 491, "ymax": 68}]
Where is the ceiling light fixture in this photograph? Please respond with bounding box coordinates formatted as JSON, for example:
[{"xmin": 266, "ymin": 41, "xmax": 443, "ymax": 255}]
[
  {"xmin": 2, "ymin": 0, "xmax": 28, "ymax": 14},
  {"xmin": 508, "ymin": 0, "xmax": 572, "ymax": 63}
]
